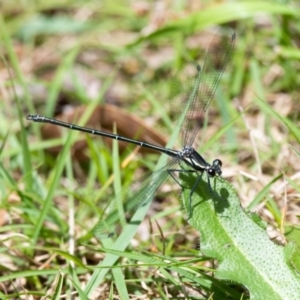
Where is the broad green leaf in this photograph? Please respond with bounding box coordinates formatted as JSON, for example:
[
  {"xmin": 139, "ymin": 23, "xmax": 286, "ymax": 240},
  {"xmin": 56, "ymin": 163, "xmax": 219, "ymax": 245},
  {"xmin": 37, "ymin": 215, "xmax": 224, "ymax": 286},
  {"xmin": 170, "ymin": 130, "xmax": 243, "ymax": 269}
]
[{"xmin": 181, "ymin": 173, "xmax": 300, "ymax": 300}]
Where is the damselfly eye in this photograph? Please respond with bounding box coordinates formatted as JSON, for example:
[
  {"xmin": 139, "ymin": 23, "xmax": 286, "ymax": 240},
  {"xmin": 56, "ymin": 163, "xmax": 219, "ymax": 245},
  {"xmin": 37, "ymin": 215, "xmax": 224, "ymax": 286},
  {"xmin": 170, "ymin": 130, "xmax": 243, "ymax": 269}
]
[
  {"xmin": 213, "ymin": 159, "xmax": 222, "ymax": 168},
  {"xmin": 208, "ymin": 168, "xmax": 216, "ymax": 177}
]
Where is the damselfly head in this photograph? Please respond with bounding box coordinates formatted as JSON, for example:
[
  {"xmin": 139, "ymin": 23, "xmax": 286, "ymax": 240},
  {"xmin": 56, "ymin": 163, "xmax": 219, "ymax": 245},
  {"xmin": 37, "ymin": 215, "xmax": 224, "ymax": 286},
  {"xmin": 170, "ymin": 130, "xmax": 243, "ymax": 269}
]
[{"xmin": 208, "ymin": 159, "xmax": 222, "ymax": 177}]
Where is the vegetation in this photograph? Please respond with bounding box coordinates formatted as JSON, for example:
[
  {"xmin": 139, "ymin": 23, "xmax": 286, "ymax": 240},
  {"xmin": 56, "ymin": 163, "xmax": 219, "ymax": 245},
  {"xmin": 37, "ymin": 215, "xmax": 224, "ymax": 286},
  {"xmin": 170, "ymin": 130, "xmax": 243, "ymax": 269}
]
[{"xmin": 1, "ymin": 0, "xmax": 300, "ymax": 299}]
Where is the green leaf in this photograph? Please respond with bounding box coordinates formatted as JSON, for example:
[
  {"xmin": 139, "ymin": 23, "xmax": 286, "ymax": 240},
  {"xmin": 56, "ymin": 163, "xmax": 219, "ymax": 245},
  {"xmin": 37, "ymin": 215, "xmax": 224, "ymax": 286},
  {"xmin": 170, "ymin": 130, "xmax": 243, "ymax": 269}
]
[
  {"xmin": 129, "ymin": 2, "xmax": 300, "ymax": 46},
  {"xmin": 181, "ymin": 173, "xmax": 300, "ymax": 299},
  {"xmin": 285, "ymin": 225, "xmax": 300, "ymax": 272},
  {"xmin": 70, "ymin": 278, "xmax": 90, "ymax": 300},
  {"xmin": 52, "ymin": 271, "xmax": 64, "ymax": 300},
  {"xmin": 255, "ymin": 96, "xmax": 300, "ymax": 144}
]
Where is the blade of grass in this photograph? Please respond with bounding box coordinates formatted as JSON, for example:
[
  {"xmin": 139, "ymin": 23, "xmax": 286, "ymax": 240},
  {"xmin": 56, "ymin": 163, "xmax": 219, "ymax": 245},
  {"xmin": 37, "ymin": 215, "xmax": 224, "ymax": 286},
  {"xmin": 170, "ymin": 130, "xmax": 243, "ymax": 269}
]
[
  {"xmin": 0, "ymin": 14, "xmax": 33, "ymax": 191},
  {"xmin": 31, "ymin": 130, "xmax": 75, "ymax": 247},
  {"xmin": 45, "ymin": 46, "xmax": 79, "ymax": 117},
  {"xmin": 110, "ymin": 124, "xmax": 130, "ymax": 300},
  {"xmin": 250, "ymin": 55, "xmax": 300, "ymax": 144},
  {"xmin": 84, "ymin": 103, "xmax": 184, "ymax": 296},
  {"xmin": 254, "ymin": 96, "xmax": 300, "ymax": 144},
  {"xmin": 216, "ymin": 87, "xmax": 237, "ymax": 146},
  {"xmin": 52, "ymin": 271, "xmax": 64, "ymax": 300},
  {"xmin": 70, "ymin": 278, "xmax": 89, "ymax": 300},
  {"xmin": 248, "ymin": 173, "xmax": 283, "ymax": 209},
  {"xmin": 129, "ymin": 2, "xmax": 299, "ymax": 46},
  {"xmin": 29, "ymin": 63, "xmax": 117, "ymax": 247},
  {"xmin": 201, "ymin": 114, "xmax": 241, "ymax": 153}
]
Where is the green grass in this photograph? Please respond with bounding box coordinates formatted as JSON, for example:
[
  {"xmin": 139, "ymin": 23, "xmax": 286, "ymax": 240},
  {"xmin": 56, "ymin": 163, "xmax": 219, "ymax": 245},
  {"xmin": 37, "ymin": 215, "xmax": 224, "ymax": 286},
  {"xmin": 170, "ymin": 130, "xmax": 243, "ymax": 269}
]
[{"xmin": 1, "ymin": 0, "xmax": 300, "ymax": 299}]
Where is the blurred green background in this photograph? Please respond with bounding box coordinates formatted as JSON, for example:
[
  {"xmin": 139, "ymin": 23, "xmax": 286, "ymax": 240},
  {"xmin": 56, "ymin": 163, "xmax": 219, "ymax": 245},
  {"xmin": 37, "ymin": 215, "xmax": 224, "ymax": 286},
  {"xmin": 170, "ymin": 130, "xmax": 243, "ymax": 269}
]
[{"xmin": 1, "ymin": 0, "xmax": 300, "ymax": 299}]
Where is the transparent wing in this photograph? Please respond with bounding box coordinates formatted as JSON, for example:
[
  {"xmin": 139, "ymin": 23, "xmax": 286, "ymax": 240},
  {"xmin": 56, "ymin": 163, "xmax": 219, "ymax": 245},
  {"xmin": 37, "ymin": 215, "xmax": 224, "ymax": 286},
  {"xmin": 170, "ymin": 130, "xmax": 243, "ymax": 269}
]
[
  {"xmin": 94, "ymin": 157, "xmax": 180, "ymax": 239},
  {"xmin": 94, "ymin": 27, "xmax": 235, "ymax": 240},
  {"xmin": 169, "ymin": 27, "xmax": 236, "ymax": 147}
]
